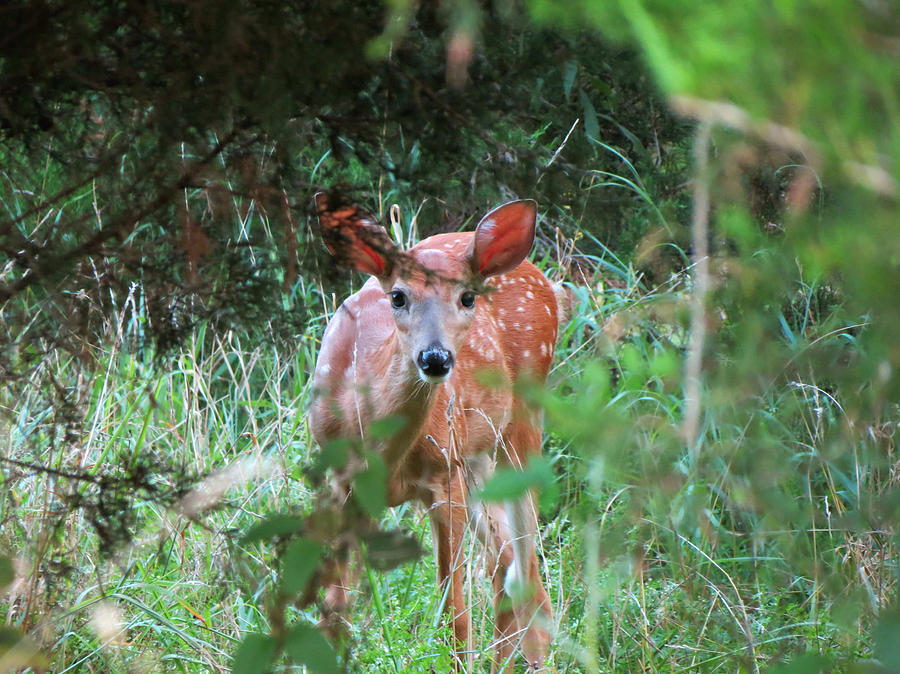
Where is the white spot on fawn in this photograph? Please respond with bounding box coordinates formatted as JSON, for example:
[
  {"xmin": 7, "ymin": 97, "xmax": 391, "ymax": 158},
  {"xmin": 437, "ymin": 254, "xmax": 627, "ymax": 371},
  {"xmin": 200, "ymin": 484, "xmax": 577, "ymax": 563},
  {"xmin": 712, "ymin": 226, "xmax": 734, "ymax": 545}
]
[
  {"xmin": 540, "ymin": 343, "xmax": 547, "ymax": 356},
  {"xmin": 504, "ymin": 563, "xmax": 521, "ymax": 598},
  {"xmin": 526, "ymin": 291, "xmax": 534, "ymax": 299},
  {"xmin": 522, "ymin": 349, "xmax": 531, "ymax": 358},
  {"xmin": 516, "ymin": 306, "xmax": 525, "ymax": 312}
]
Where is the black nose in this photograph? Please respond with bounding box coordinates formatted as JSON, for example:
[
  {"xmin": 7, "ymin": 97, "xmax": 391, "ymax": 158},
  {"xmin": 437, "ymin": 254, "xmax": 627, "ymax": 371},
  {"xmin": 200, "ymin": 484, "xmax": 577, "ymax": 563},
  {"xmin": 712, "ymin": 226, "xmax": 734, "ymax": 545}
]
[{"xmin": 417, "ymin": 344, "xmax": 454, "ymax": 378}]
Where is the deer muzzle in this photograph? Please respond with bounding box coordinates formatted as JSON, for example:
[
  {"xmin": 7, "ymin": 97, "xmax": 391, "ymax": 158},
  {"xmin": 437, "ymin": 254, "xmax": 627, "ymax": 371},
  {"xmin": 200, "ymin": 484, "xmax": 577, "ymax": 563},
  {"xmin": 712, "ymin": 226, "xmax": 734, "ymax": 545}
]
[{"xmin": 417, "ymin": 343, "xmax": 454, "ymax": 383}]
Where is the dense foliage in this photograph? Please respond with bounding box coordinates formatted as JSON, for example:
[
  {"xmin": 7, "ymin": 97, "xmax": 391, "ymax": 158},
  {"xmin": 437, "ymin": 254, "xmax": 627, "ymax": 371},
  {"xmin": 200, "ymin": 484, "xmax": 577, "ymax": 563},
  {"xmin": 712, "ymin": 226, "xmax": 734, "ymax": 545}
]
[{"xmin": 1, "ymin": 0, "xmax": 897, "ymax": 671}]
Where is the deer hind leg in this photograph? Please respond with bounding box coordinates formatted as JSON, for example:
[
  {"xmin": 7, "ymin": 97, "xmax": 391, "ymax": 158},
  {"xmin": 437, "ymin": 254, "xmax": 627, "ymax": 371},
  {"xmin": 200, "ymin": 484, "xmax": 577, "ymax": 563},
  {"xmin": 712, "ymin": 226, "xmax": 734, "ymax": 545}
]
[
  {"xmin": 490, "ymin": 419, "xmax": 552, "ymax": 672},
  {"xmin": 428, "ymin": 467, "xmax": 473, "ymax": 670}
]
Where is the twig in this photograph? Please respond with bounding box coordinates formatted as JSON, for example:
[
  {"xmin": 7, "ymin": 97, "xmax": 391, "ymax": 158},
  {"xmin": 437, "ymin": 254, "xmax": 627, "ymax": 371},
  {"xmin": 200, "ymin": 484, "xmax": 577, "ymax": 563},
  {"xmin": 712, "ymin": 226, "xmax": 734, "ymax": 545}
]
[
  {"xmin": 683, "ymin": 122, "xmax": 711, "ymax": 457},
  {"xmin": 545, "ymin": 118, "xmax": 580, "ymax": 169}
]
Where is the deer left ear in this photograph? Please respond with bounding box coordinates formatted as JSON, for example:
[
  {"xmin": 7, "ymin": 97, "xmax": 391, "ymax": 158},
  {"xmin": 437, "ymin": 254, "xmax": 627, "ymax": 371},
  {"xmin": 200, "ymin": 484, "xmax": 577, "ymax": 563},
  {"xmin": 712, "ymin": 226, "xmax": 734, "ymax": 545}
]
[
  {"xmin": 315, "ymin": 192, "xmax": 398, "ymax": 278},
  {"xmin": 468, "ymin": 200, "xmax": 537, "ymax": 278}
]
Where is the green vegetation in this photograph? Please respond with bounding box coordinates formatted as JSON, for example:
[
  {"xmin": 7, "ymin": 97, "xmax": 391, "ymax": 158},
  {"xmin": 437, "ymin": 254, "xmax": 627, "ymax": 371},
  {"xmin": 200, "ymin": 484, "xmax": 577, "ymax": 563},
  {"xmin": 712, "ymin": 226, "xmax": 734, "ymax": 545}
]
[{"xmin": 2, "ymin": 0, "xmax": 897, "ymax": 672}]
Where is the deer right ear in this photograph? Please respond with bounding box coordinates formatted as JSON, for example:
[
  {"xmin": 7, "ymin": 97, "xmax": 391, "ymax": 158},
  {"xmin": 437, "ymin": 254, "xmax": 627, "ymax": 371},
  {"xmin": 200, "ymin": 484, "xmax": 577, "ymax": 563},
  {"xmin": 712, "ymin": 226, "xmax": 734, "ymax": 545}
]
[
  {"xmin": 315, "ymin": 193, "xmax": 397, "ymax": 277},
  {"xmin": 468, "ymin": 200, "xmax": 537, "ymax": 278}
]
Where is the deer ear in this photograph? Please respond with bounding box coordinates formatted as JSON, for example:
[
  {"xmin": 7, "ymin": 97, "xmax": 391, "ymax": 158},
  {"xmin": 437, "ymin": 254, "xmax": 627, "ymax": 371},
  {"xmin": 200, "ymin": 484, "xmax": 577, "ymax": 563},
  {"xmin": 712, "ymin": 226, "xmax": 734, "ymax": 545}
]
[
  {"xmin": 315, "ymin": 193, "xmax": 397, "ymax": 277},
  {"xmin": 468, "ymin": 200, "xmax": 537, "ymax": 278}
]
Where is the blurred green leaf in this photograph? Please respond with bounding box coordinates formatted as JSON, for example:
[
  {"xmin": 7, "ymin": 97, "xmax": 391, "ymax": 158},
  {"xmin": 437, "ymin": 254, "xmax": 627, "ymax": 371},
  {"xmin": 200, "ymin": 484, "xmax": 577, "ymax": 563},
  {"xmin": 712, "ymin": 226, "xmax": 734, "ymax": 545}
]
[
  {"xmin": 363, "ymin": 529, "xmax": 424, "ymax": 571},
  {"xmin": 579, "ymin": 89, "xmax": 600, "ymax": 140},
  {"xmin": 648, "ymin": 349, "xmax": 679, "ymax": 380},
  {"xmin": 563, "ymin": 60, "xmax": 578, "ymax": 99},
  {"xmin": 0, "ymin": 626, "xmax": 48, "ymax": 669},
  {"xmin": 231, "ymin": 633, "xmax": 277, "ymax": 674},
  {"xmin": 319, "ymin": 438, "xmax": 352, "ymax": 471},
  {"xmin": 241, "ymin": 515, "xmax": 305, "ymax": 544},
  {"xmin": 874, "ymin": 606, "xmax": 900, "ymax": 669},
  {"xmin": 281, "ymin": 538, "xmax": 323, "ymax": 595},
  {"xmin": 353, "ymin": 453, "xmax": 387, "ymax": 518},
  {"xmin": 284, "ymin": 623, "xmax": 339, "ymax": 674},
  {"xmin": 769, "ymin": 653, "xmax": 832, "ymax": 674},
  {"xmin": 369, "ymin": 415, "xmax": 408, "ymax": 440},
  {"xmin": 478, "ymin": 456, "xmax": 556, "ymax": 508},
  {"xmin": 479, "ymin": 466, "xmax": 537, "ymax": 502},
  {"xmin": 0, "ymin": 556, "xmax": 13, "ymax": 589}
]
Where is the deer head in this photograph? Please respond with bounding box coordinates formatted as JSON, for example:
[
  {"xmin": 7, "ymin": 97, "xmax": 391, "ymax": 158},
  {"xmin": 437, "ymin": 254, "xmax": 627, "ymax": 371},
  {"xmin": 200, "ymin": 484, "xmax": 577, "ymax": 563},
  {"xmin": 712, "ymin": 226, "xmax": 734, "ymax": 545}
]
[{"xmin": 315, "ymin": 194, "xmax": 537, "ymax": 384}]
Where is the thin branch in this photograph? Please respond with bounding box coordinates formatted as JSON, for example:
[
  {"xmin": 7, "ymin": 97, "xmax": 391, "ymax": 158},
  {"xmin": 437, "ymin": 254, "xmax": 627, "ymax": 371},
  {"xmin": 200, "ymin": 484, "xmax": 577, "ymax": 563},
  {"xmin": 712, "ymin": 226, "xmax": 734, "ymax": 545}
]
[
  {"xmin": 0, "ymin": 131, "xmax": 238, "ymax": 303},
  {"xmin": 683, "ymin": 122, "xmax": 711, "ymax": 457}
]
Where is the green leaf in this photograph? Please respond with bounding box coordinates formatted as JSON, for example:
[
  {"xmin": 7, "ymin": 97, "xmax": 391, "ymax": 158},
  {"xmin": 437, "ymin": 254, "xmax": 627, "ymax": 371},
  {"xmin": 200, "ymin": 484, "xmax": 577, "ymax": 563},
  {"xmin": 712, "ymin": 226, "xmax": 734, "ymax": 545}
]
[
  {"xmin": 0, "ymin": 555, "xmax": 13, "ymax": 589},
  {"xmin": 768, "ymin": 653, "xmax": 832, "ymax": 674},
  {"xmin": 598, "ymin": 112, "xmax": 647, "ymax": 159},
  {"xmin": 284, "ymin": 624, "xmax": 339, "ymax": 674},
  {"xmin": 281, "ymin": 538, "xmax": 323, "ymax": 595},
  {"xmin": 319, "ymin": 438, "xmax": 351, "ymax": 470},
  {"xmin": 231, "ymin": 633, "xmax": 277, "ymax": 674},
  {"xmin": 241, "ymin": 514, "xmax": 305, "ymax": 544},
  {"xmin": 579, "ymin": 89, "xmax": 600, "ymax": 140},
  {"xmin": 563, "ymin": 60, "xmax": 578, "ymax": 99},
  {"xmin": 0, "ymin": 626, "xmax": 21, "ymax": 649},
  {"xmin": 478, "ymin": 457, "xmax": 556, "ymax": 504},
  {"xmin": 363, "ymin": 529, "xmax": 424, "ymax": 571},
  {"xmin": 479, "ymin": 467, "xmax": 535, "ymax": 502},
  {"xmin": 875, "ymin": 606, "xmax": 900, "ymax": 668},
  {"xmin": 649, "ymin": 349, "xmax": 679, "ymax": 380},
  {"xmin": 0, "ymin": 626, "xmax": 48, "ymax": 669},
  {"xmin": 369, "ymin": 414, "xmax": 408, "ymax": 440},
  {"xmin": 353, "ymin": 453, "xmax": 387, "ymax": 518}
]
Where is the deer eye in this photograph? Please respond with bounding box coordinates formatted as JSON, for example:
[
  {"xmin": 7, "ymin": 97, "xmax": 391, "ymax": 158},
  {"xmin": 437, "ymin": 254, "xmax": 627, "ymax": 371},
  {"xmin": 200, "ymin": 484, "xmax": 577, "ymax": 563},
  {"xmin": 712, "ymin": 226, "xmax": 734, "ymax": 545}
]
[
  {"xmin": 460, "ymin": 291, "xmax": 476, "ymax": 308},
  {"xmin": 390, "ymin": 290, "xmax": 407, "ymax": 309}
]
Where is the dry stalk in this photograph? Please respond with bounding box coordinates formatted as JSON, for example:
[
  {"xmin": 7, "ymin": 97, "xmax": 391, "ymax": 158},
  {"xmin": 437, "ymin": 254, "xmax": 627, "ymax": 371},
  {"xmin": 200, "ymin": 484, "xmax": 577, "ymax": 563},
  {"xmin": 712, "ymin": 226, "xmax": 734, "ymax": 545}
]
[{"xmin": 683, "ymin": 122, "xmax": 711, "ymax": 456}]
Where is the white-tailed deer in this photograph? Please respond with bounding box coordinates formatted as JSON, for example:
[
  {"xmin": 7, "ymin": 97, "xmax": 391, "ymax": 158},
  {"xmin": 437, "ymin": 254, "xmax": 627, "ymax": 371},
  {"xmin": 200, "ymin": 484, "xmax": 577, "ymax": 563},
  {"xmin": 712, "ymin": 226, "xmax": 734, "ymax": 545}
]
[{"xmin": 309, "ymin": 194, "xmax": 557, "ymax": 671}]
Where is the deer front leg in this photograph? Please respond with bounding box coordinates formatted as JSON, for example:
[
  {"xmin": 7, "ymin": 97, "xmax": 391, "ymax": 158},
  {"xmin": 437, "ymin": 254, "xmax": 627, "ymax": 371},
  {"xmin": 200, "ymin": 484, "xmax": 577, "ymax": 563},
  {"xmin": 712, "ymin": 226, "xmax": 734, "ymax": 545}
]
[
  {"xmin": 320, "ymin": 548, "xmax": 358, "ymax": 641},
  {"xmin": 428, "ymin": 469, "xmax": 472, "ymax": 670},
  {"xmin": 318, "ymin": 478, "xmax": 362, "ymax": 641}
]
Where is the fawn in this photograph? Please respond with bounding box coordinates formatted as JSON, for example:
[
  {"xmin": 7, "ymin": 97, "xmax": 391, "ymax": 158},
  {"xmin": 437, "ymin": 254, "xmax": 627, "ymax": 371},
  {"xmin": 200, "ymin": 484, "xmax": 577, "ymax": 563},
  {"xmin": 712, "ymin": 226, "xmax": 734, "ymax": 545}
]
[{"xmin": 309, "ymin": 194, "xmax": 558, "ymax": 671}]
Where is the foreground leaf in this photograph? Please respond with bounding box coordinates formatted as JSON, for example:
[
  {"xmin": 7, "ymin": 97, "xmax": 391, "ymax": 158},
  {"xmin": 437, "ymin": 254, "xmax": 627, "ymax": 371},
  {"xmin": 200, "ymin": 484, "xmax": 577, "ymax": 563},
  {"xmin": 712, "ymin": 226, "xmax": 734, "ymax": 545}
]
[
  {"xmin": 231, "ymin": 633, "xmax": 277, "ymax": 674},
  {"xmin": 0, "ymin": 626, "xmax": 49, "ymax": 670},
  {"xmin": 0, "ymin": 556, "xmax": 13, "ymax": 589},
  {"xmin": 281, "ymin": 537, "xmax": 323, "ymax": 595},
  {"xmin": 363, "ymin": 529, "xmax": 424, "ymax": 571},
  {"xmin": 241, "ymin": 514, "xmax": 305, "ymax": 544},
  {"xmin": 353, "ymin": 453, "xmax": 387, "ymax": 518},
  {"xmin": 284, "ymin": 624, "xmax": 339, "ymax": 674}
]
